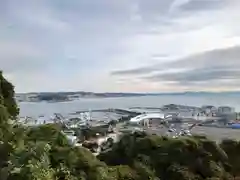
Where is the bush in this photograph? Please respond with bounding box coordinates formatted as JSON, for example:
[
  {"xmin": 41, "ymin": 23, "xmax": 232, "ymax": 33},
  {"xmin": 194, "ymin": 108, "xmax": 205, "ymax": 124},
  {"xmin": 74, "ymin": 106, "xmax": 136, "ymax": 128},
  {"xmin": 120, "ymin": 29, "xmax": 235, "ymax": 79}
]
[
  {"xmin": 26, "ymin": 124, "xmax": 69, "ymax": 146},
  {"xmin": 98, "ymin": 133, "xmax": 237, "ymax": 180}
]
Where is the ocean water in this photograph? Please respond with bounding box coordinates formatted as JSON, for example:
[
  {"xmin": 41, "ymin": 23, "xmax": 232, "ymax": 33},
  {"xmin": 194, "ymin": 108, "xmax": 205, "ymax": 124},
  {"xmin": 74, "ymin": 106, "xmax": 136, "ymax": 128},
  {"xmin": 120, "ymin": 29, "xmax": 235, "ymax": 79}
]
[{"xmin": 19, "ymin": 95, "xmax": 240, "ymax": 117}]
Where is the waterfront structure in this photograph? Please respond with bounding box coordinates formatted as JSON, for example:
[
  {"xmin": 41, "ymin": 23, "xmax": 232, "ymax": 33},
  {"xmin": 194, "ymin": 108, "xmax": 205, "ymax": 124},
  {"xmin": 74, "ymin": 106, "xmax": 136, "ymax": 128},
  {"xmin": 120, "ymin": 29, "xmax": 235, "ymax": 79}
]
[
  {"xmin": 215, "ymin": 112, "xmax": 237, "ymax": 124},
  {"xmin": 162, "ymin": 104, "xmax": 179, "ymax": 112},
  {"xmin": 129, "ymin": 113, "xmax": 165, "ymax": 127},
  {"xmin": 67, "ymin": 94, "xmax": 81, "ymax": 101},
  {"xmin": 15, "ymin": 93, "xmax": 39, "ymax": 102},
  {"xmin": 218, "ymin": 106, "xmax": 235, "ymax": 114},
  {"xmin": 201, "ymin": 105, "xmax": 217, "ymax": 115}
]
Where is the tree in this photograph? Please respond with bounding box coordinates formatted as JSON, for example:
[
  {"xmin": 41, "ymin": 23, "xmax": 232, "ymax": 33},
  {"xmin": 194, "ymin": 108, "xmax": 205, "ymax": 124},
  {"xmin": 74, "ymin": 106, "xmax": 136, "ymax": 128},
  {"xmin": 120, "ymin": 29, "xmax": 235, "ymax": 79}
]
[
  {"xmin": 108, "ymin": 165, "xmax": 140, "ymax": 180},
  {"xmin": 220, "ymin": 139, "xmax": 240, "ymax": 177},
  {"xmin": 8, "ymin": 142, "xmax": 55, "ymax": 180},
  {"xmin": 0, "ymin": 71, "xmax": 19, "ymax": 119},
  {"xmin": 0, "ymin": 96, "xmax": 16, "ymax": 178},
  {"xmin": 99, "ymin": 132, "xmax": 235, "ymax": 180},
  {"xmin": 26, "ymin": 124, "xmax": 69, "ymax": 147},
  {"xmin": 0, "ymin": 104, "xmax": 11, "ymax": 140}
]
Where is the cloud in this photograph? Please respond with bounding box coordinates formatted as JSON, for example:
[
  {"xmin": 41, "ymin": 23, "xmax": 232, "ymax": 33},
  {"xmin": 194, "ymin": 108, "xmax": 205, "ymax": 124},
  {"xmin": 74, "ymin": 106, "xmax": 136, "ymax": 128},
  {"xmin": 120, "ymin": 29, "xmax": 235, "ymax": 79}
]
[
  {"xmin": 112, "ymin": 45, "xmax": 240, "ymax": 91},
  {"xmin": 1, "ymin": 0, "xmax": 240, "ymax": 92},
  {"xmin": 144, "ymin": 46, "xmax": 240, "ymax": 91},
  {"xmin": 145, "ymin": 67, "xmax": 240, "ymax": 83},
  {"xmin": 165, "ymin": 45, "xmax": 240, "ymax": 69},
  {"xmin": 111, "ymin": 46, "xmax": 240, "ymax": 76},
  {"xmin": 178, "ymin": 0, "xmax": 227, "ymax": 12},
  {"xmin": 111, "ymin": 66, "xmax": 159, "ymax": 76},
  {"xmin": 0, "ymin": 40, "xmax": 48, "ymax": 73}
]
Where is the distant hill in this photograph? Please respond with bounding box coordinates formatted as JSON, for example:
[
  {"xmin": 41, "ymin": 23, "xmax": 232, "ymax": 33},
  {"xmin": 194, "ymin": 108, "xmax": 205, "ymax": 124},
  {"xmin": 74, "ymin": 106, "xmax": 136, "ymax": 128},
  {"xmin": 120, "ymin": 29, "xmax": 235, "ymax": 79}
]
[
  {"xmin": 15, "ymin": 92, "xmax": 150, "ymax": 102},
  {"xmin": 16, "ymin": 91, "xmax": 240, "ymax": 97},
  {"xmin": 20, "ymin": 92, "xmax": 149, "ymax": 97},
  {"xmin": 144, "ymin": 91, "xmax": 240, "ymax": 96}
]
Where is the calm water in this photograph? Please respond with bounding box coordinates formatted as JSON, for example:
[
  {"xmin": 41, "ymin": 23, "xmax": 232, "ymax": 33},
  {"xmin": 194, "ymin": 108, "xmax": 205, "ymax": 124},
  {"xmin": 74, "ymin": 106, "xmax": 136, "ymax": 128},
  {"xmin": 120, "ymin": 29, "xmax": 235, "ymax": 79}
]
[{"xmin": 19, "ymin": 95, "xmax": 240, "ymax": 117}]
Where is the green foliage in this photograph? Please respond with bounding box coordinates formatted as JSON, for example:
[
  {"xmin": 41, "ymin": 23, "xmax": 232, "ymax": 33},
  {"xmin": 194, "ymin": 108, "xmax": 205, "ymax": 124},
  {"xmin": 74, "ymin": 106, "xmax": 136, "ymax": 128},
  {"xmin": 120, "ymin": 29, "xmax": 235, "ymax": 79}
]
[
  {"xmin": 8, "ymin": 142, "xmax": 55, "ymax": 180},
  {"xmin": 166, "ymin": 164, "xmax": 199, "ymax": 180},
  {"xmin": 26, "ymin": 124, "xmax": 69, "ymax": 146},
  {"xmin": 0, "ymin": 71, "xmax": 19, "ymax": 118},
  {"xmin": 133, "ymin": 161, "xmax": 158, "ymax": 180},
  {"xmin": 220, "ymin": 139, "xmax": 240, "ymax": 176},
  {"xmin": 98, "ymin": 132, "xmax": 240, "ymax": 180},
  {"xmin": 108, "ymin": 165, "xmax": 140, "ymax": 180},
  {"xmin": 0, "ymin": 104, "xmax": 11, "ymax": 140}
]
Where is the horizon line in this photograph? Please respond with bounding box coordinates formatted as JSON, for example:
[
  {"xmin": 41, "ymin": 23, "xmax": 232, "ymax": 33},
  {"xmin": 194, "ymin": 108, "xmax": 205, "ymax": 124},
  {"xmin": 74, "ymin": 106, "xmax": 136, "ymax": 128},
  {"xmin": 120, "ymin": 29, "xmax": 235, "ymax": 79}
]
[{"xmin": 15, "ymin": 91, "xmax": 240, "ymax": 94}]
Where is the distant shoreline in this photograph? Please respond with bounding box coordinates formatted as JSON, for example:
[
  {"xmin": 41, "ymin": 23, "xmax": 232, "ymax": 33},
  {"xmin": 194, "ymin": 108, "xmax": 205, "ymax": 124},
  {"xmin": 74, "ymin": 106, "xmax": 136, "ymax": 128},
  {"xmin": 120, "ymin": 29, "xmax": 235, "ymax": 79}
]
[
  {"xmin": 16, "ymin": 94, "xmax": 149, "ymax": 103},
  {"xmin": 16, "ymin": 92, "xmax": 240, "ymax": 103}
]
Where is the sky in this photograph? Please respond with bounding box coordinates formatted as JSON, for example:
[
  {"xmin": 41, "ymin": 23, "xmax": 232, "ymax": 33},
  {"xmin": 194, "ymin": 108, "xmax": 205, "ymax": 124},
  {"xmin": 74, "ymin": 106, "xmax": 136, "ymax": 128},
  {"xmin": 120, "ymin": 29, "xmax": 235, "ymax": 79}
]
[{"xmin": 1, "ymin": 0, "xmax": 240, "ymax": 93}]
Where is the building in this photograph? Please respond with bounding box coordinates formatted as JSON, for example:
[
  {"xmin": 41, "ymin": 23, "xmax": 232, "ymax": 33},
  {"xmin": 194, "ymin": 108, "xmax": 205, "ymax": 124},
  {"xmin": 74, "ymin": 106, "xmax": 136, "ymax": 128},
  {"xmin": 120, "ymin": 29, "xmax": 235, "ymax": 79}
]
[
  {"xmin": 162, "ymin": 104, "xmax": 179, "ymax": 112},
  {"xmin": 201, "ymin": 105, "xmax": 217, "ymax": 115},
  {"xmin": 218, "ymin": 106, "xmax": 235, "ymax": 114},
  {"xmin": 67, "ymin": 94, "xmax": 81, "ymax": 101},
  {"xmin": 215, "ymin": 112, "xmax": 237, "ymax": 125},
  {"xmin": 15, "ymin": 94, "xmax": 31, "ymax": 102},
  {"xmin": 129, "ymin": 113, "xmax": 165, "ymax": 127}
]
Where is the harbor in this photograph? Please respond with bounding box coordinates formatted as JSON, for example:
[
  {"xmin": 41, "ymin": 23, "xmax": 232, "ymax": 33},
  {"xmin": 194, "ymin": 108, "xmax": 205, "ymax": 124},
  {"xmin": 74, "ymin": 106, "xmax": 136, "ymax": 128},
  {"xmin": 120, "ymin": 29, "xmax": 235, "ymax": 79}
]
[{"xmin": 17, "ymin": 103, "xmax": 240, "ymax": 155}]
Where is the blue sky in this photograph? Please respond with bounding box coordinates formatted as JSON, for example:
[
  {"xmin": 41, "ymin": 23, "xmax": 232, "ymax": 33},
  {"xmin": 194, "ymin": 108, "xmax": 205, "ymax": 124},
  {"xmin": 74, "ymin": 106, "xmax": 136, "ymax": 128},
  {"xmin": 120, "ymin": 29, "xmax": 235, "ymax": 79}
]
[{"xmin": 1, "ymin": 0, "xmax": 240, "ymax": 93}]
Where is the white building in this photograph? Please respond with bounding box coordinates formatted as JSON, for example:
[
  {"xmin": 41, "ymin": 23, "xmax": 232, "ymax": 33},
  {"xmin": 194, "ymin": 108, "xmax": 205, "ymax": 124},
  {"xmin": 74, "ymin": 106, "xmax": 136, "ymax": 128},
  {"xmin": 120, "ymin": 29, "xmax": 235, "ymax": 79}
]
[{"xmin": 129, "ymin": 113, "xmax": 165, "ymax": 127}]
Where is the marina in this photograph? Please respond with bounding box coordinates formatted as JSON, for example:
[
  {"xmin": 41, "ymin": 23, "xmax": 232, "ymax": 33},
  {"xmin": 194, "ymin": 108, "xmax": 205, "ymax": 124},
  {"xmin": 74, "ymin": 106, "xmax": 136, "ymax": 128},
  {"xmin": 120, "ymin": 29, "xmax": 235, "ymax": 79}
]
[{"xmin": 17, "ymin": 103, "xmax": 240, "ymax": 154}]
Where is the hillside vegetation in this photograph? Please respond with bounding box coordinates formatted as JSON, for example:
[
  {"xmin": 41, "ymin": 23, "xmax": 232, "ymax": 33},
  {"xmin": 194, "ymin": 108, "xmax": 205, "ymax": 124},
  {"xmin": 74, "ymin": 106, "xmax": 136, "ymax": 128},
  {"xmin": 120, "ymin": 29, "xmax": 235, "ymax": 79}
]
[{"xmin": 1, "ymin": 72, "xmax": 240, "ymax": 180}]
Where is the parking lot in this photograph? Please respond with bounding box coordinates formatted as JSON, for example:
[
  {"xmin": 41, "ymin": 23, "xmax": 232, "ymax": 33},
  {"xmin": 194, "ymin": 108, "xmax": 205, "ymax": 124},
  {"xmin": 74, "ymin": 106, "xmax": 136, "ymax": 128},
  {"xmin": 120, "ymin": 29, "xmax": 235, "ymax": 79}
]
[{"xmin": 143, "ymin": 125, "xmax": 240, "ymax": 142}]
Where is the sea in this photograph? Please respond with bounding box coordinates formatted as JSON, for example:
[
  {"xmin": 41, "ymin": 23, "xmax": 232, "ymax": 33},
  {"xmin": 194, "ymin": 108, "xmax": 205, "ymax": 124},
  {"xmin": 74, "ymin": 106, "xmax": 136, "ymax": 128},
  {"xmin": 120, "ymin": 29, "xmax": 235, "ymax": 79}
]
[{"xmin": 19, "ymin": 94, "xmax": 240, "ymax": 117}]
